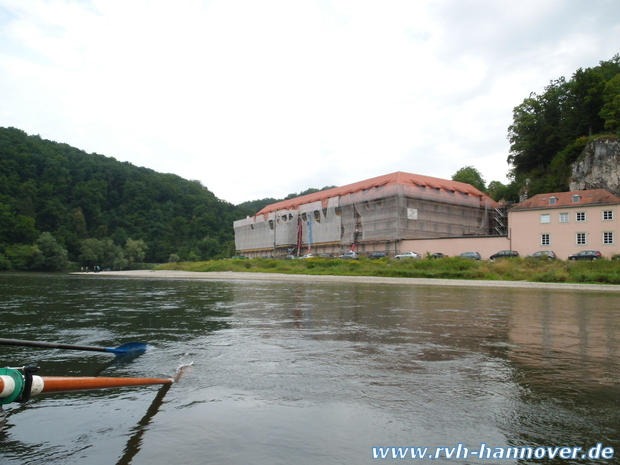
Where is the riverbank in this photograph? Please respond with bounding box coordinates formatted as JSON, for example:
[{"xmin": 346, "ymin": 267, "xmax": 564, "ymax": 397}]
[
  {"xmin": 152, "ymin": 256, "xmax": 620, "ymax": 285},
  {"xmin": 73, "ymin": 269, "xmax": 620, "ymax": 292}
]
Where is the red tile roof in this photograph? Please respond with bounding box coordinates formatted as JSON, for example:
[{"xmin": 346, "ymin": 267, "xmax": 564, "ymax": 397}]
[
  {"xmin": 256, "ymin": 171, "xmax": 492, "ymax": 215},
  {"xmin": 511, "ymin": 189, "xmax": 620, "ymax": 210}
]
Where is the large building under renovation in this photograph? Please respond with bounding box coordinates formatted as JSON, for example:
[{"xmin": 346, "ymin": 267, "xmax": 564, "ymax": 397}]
[{"xmin": 234, "ymin": 171, "xmax": 506, "ymax": 258}]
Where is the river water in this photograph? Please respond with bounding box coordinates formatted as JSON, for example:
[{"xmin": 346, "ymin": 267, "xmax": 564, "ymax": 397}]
[{"xmin": 0, "ymin": 272, "xmax": 619, "ymax": 465}]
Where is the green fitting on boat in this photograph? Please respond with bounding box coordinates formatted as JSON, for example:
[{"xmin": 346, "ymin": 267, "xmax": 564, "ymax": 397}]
[{"xmin": 0, "ymin": 368, "xmax": 25, "ymax": 405}]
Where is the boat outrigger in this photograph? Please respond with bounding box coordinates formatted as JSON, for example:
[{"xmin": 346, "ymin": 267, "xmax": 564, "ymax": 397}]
[{"xmin": 0, "ymin": 365, "xmax": 174, "ymax": 405}]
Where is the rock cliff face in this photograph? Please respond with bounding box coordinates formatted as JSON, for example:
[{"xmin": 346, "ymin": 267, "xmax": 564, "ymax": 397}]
[{"xmin": 570, "ymin": 137, "xmax": 620, "ymax": 196}]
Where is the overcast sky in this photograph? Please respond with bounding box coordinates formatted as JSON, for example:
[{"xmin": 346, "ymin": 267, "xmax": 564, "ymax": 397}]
[{"xmin": 1, "ymin": 0, "xmax": 619, "ymax": 204}]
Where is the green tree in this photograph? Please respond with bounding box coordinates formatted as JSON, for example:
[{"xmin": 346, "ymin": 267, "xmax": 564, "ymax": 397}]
[
  {"xmin": 487, "ymin": 180, "xmax": 521, "ymax": 203},
  {"xmin": 71, "ymin": 208, "xmax": 88, "ymax": 239},
  {"xmin": 113, "ymin": 253, "xmax": 128, "ymax": 270},
  {"xmin": 600, "ymin": 73, "xmax": 620, "ymax": 133},
  {"xmin": 5, "ymin": 244, "xmax": 43, "ymax": 270},
  {"xmin": 0, "ymin": 201, "xmax": 14, "ymax": 245},
  {"xmin": 196, "ymin": 236, "xmax": 220, "ymax": 260},
  {"xmin": 451, "ymin": 166, "xmax": 486, "ymax": 192},
  {"xmin": 36, "ymin": 232, "xmax": 68, "ymax": 271},
  {"xmin": 0, "ymin": 252, "xmax": 10, "ymax": 270},
  {"xmin": 111, "ymin": 227, "xmax": 129, "ymax": 246},
  {"xmin": 565, "ymin": 67, "xmax": 607, "ymax": 137},
  {"xmin": 507, "ymin": 78, "xmax": 570, "ymax": 175},
  {"xmin": 13, "ymin": 215, "xmax": 39, "ymax": 244},
  {"xmin": 79, "ymin": 238, "xmax": 103, "ymax": 268},
  {"xmin": 124, "ymin": 238, "xmax": 147, "ymax": 266},
  {"xmin": 79, "ymin": 238, "xmax": 126, "ymax": 269}
]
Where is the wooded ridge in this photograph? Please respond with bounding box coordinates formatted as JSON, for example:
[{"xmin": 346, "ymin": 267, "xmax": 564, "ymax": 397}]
[{"xmin": 0, "ymin": 127, "xmax": 250, "ymax": 269}]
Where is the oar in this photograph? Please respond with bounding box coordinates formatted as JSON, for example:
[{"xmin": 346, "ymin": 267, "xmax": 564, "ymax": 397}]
[{"xmin": 0, "ymin": 338, "xmax": 147, "ymax": 356}]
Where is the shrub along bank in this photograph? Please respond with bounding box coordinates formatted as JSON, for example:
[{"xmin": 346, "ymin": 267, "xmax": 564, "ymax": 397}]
[{"xmin": 156, "ymin": 256, "xmax": 620, "ymax": 285}]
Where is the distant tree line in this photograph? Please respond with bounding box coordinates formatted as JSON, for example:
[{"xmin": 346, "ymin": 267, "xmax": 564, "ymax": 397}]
[{"xmin": 0, "ymin": 127, "xmax": 244, "ymax": 270}]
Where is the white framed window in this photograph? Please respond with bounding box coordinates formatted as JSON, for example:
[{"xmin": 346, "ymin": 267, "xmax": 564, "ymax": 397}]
[
  {"xmin": 603, "ymin": 232, "xmax": 614, "ymax": 245},
  {"xmin": 549, "ymin": 197, "xmax": 557, "ymax": 205},
  {"xmin": 576, "ymin": 212, "xmax": 586, "ymax": 222},
  {"xmin": 540, "ymin": 214, "xmax": 551, "ymax": 224},
  {"xmin": 559, "ymin": 213, "xmax": 569, "ymax": 223},
  {"xmin": 603, "ymin": 210, "xmax": 614, "ymax": 221},
  {"xmin": 541, "ymin": 233, "xmax": 550, "ymax": 246},
  {"xmin": 572, "ymin": 195, "xmax": 581, "ymax": 203},
  {"xmin": 576, "ymin": 232, "xmax": 586, "ymax": 245}
]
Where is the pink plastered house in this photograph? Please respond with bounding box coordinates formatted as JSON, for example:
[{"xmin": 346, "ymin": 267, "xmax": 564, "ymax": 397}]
[{"xmin": 509, "ymin": 189, "xmax": 620, "ymax": 259}]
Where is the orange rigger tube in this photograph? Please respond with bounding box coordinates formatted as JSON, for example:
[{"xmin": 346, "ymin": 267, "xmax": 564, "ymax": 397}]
[
  {"xmin": 31, "ymin": 376, "xmax": 173, "ymax": 394},
  {"xmin": 1, "ymin": 369, "xmax": 173, "ymax": 404}
]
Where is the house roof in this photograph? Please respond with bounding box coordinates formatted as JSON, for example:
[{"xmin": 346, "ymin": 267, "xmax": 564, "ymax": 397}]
[
  {"xmin": 511, "ymin": 189, "xmax": 620, "ymax": 211},
  {"xmin": 255, "ymin": 171, "xmax": 492, "ymax": 215}
]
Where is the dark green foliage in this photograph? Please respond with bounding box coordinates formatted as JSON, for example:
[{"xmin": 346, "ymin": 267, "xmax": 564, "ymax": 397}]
[
  {"xmin": 236, "ymin": 198, "xmax": 280, "ymax": 216},
  {"xmin": 0, "ymin": 253, "xmax": 9, "ymax": 270},
  {"xmin": 505, "ymin": 54, "xmax": 620, "ymax": 198},
  {"xmin": 5, "ymin": 244, "xmax": 43, "ymax": 270},
  {"xmin": 451, "ymin": 166, "xmax": 486, "ymax": 192},
  {"xmin": 600, "ymin": 74, "xmax": 620, "ymax": 133},
  {"xmin": 487, "ymin": 180, "xmax": 520, "ymax": 203},
  {"xmin": 283, "ymin": 186, "xmax": 337, "ymax": 200},
  {"xmin": 0, "ymin": 126, "xmax": 244, "ymax": 264},
  {"xmin": 36, "ymin": 232, "xmax": 68, "ymax": 271},
  {"xmin": 124, "ymin": 238, "xmax": 147, "ymax": 266},
  {"xmin": 237, "ymin": 186, "xmax": 337, "ymax": 215}
]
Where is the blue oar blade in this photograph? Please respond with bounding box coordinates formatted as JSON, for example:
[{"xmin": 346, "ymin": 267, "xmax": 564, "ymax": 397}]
[{"xmin": 105, "ymin": 342, "xmax": 148, "ymax": 355}]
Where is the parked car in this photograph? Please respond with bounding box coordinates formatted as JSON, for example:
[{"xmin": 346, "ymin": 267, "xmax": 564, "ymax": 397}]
[
  {"xmin": 284, "ymin": 254, "xmax": 296, "ymax": 259},
  {"xmin": 300, "ymin": 253, "xmax": 315, "ymax": 259},
  {"xmin": 318, "ymin": 253, "xmax": 334, "ymax": 258},
  {"xmin": 395, "ymin": 251, "xmax": 421, "ymax": 259},
  {"xmin": 526, "ymin": 251, "xmax": 557, "ymax": 259},
  {"xmin": 431, "ymin": 253, "xmax": 446, "ymax": 259},
  {"xmin": 458, "ymin": 252, "xmax": 481, "ymax": 260},
  {"xmin": 369, "ymin": 252, "xmax": 388, "ymax": 259},
  {"xmin": 339, "ymin": 251, "xmax": 359, "ymax": 259},
  {"xmin": 568, "ymin": 250, "xmax": 602, "ymax": 261},
  {"xmin": 489, "ymin": 250, "xmax": 520, "ymax": 260}
]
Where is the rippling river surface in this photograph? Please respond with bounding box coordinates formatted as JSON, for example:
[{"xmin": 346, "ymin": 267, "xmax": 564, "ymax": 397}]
[{"xmin": 1, "ymin": 272, "xmax": 619, "ymax": 465}]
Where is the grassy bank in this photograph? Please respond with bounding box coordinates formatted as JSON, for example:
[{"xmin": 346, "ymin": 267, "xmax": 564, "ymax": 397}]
[{"xmin": 156, "ymin": 256, "xmax": 620, "ymax": 285}]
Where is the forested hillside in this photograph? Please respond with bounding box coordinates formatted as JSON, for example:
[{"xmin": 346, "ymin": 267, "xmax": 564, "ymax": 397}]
[
  {"xmin": 0, "ymin": 127, "xmax": 245, "ymax": 269},
  {"xmin": 502, "ymin": 54, "xmax": 620, "ymax": 200}
]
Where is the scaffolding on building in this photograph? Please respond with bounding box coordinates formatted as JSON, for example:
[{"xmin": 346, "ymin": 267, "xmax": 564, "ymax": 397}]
[{"xmin": 234, "ymin": 172, "xmax": 505, "ymax": 257}]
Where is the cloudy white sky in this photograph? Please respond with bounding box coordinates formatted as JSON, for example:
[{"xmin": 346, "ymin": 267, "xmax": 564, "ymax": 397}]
[{"xmin": 1, "ymin": 0, "xmax": 619, "ymax": 204}]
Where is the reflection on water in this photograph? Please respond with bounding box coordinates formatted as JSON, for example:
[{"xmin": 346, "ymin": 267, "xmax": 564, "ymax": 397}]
[{"xmin": 0, "ymin": 272, "xmax": 619, "ymax": 464}]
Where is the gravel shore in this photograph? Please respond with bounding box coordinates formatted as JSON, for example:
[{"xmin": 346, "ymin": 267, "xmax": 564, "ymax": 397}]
[{"xmin": 73, "ymin": 269, "xmax": 620, "ymax": 292}]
